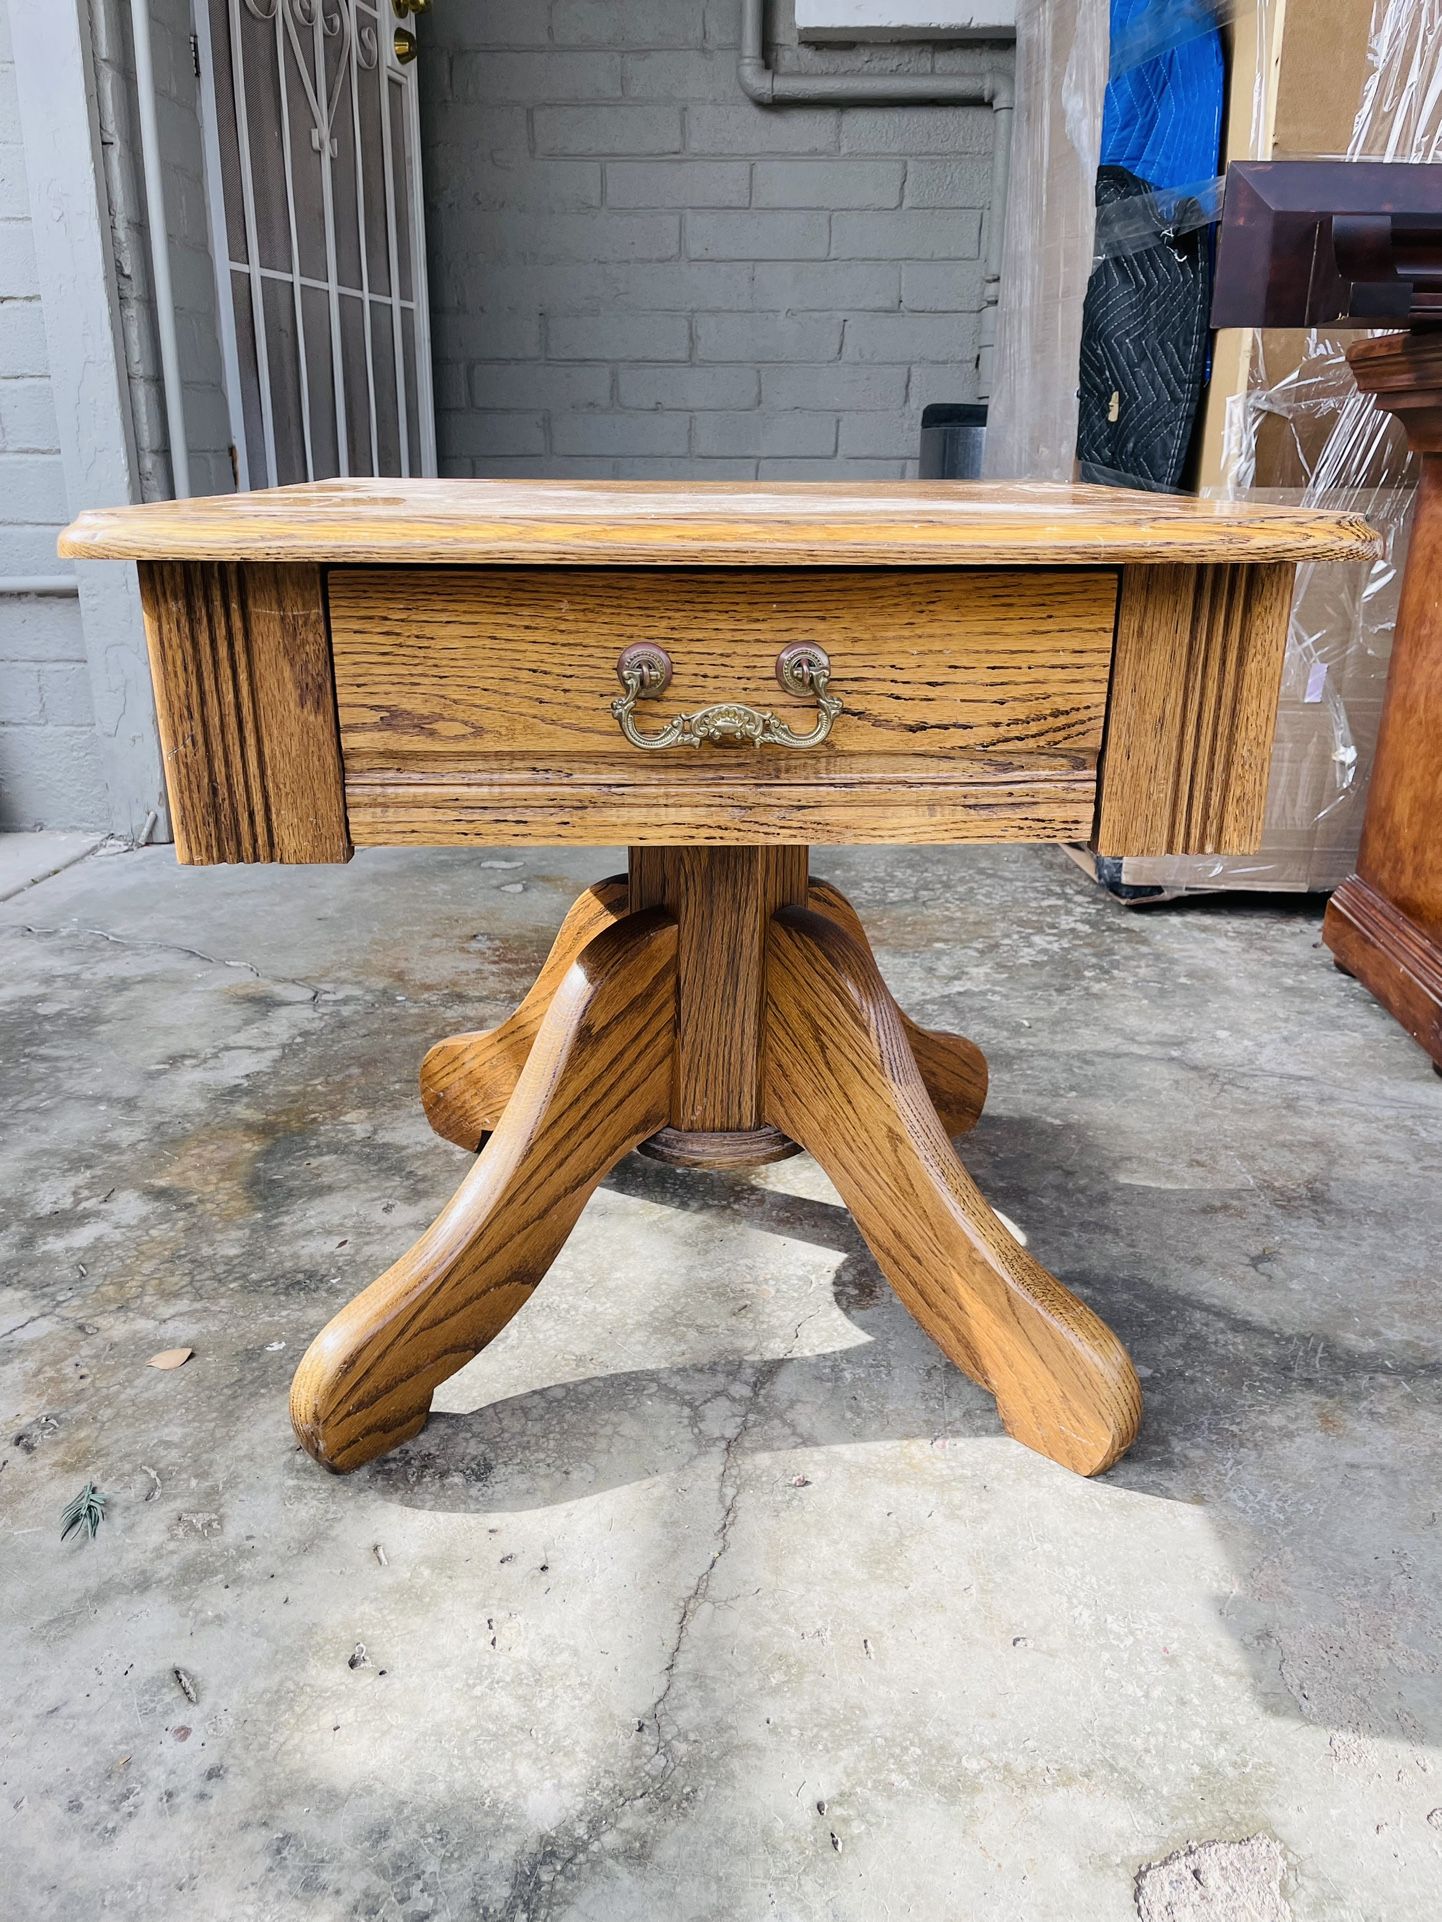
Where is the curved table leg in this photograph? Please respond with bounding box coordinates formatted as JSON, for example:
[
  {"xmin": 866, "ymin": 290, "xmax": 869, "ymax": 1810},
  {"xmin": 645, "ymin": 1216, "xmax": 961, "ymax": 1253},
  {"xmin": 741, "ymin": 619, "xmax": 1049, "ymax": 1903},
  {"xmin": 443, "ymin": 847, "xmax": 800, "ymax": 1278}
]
[
  {"xmin": 808, "ymin": 877, "xmax": 988, "ymax": 1137},
  {"xmin": 420, "ymin": 875, "xmax": 629, "ymax": 1151},
  {"xmin": 763, "ymin": 906, "xmax": 1141, "ymax": 1477},
  {"xmin": 291, "ymin": 909, "xmax": 676, "ymax": 1472},
  {"xmin": 424, "ymin": 870, "xmax": 987, "ymax": 1155}
]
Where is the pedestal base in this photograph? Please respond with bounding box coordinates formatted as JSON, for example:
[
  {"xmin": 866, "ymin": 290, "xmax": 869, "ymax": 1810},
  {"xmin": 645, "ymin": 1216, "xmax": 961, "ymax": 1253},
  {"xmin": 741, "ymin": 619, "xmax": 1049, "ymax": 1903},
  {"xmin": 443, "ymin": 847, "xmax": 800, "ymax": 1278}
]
[
  {"xmin": 636, "ymin": 1124, "xmax": 801, "ymax": 1169},
  {"xmin": 290, "ymin": 849, "xmax": 1142, "ymax": 1479}
]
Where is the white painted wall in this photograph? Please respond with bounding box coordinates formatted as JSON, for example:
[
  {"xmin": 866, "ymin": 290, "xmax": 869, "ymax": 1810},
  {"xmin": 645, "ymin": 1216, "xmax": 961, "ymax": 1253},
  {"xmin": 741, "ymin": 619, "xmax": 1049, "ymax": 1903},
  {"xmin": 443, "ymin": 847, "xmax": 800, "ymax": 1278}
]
[
  {"xmin": 7, "ymin": 0, "xmax": 168, "ymax": 840},
  {"xmin": 0, "ymin": 4, "xmax": 110, "ymax": 830},
  {"xmin": 1, "ymin": 0, "xmax": 234, "ymax": 835}
]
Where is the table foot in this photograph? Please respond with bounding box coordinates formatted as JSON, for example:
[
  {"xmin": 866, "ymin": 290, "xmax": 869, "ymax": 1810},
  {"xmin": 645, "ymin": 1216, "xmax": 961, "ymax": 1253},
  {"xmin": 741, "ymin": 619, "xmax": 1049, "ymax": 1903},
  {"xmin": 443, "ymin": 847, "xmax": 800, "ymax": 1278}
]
[
  {"xmin": 295, "ymin": 852, "xmax": 1138, "ymax": 1479},
  {"xmin": 763, "ymin": 905, "xmax": 1142, "ymax": 1477},
  {"xmin": 290, "ymin": 909, "xmax": 675, "ymax": 1471}
]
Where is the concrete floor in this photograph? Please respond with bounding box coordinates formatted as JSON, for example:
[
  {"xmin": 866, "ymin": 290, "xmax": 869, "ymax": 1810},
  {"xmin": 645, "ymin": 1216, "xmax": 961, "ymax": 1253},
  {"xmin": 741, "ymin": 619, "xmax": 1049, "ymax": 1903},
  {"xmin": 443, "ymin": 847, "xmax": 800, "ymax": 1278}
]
[{"xmin": 2, "ymin": 841, "xmax": 1440, "ymax": 1921}]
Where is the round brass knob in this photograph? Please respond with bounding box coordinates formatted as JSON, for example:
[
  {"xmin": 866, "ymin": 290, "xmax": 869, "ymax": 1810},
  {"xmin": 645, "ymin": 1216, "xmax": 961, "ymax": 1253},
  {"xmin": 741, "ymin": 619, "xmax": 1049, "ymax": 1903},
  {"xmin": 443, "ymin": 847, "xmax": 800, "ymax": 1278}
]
[
  {"xmin": 393, "ymin": 26, "xmax": 418, "ymax": 62},
  {"xmin": 615, "ymin": 643, "xmax": 673, "ymax": 695}
]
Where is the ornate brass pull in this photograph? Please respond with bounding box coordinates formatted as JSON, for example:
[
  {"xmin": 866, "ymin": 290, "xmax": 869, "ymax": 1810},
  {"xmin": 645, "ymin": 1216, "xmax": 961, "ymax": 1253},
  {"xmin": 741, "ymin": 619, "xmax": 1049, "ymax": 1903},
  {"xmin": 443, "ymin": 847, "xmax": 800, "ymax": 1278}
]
[{"xmin": 611, "ymin": 642, "xmax": 841, "ymax": 751}]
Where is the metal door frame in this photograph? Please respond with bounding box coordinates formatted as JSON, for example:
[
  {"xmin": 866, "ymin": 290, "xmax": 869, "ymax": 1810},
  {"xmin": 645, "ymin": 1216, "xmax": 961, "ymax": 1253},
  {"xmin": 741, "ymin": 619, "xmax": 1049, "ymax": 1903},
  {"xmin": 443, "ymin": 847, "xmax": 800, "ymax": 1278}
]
[{"xmin": 192, "ymin": 0, "xmax": 437, "ymax": 489}]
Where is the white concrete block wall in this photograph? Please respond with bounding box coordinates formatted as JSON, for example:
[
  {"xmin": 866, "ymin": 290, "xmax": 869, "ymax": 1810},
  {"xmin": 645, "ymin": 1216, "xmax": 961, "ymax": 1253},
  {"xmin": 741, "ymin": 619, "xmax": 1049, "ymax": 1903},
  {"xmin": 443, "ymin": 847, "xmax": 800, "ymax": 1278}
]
[
  {"xmin": 423, "ymin": 0, "xmax": 1008, "ymax": 481},
  {"xmin": 0, "ymin": 0, "xmax": 230, "ymax": 830},
  {"xmin": 0, "ymin": 3, "xmax": 108, "ymax": 829}
]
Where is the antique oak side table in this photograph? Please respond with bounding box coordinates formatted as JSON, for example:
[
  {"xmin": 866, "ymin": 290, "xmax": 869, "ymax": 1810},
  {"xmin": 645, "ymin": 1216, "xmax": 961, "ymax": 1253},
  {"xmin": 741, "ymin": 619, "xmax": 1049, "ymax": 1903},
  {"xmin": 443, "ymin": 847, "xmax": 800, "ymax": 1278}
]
[{"xmin": 60, "ymin": 481, "xmax": 1377, "ymax": 1479}]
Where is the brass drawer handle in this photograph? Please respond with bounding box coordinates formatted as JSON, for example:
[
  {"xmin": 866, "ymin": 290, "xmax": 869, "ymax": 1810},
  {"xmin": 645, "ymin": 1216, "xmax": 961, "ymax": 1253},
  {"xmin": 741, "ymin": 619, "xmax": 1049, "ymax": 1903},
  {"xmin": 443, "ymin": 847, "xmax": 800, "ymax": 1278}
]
[{"xmin": 611, "ymin": 642, "xmax": 841, "ymax": 750}]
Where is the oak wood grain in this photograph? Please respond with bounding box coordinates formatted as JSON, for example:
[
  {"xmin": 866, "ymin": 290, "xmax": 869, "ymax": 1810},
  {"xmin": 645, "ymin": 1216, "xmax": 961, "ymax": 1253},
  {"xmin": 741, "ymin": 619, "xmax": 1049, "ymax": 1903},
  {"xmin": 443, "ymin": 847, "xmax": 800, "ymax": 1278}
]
[
  {"xmin": 61, "ymin": 477, "xmax": 1382, "ymax": 567},
  {"xmin": 630, "ymin": 845, "xmax": 809, "ymax": 1131},
  {"xmin": 420, "ymin": 875, "xmax": 630, "ymax": 1152},
  {"xmin": 634, "ymin": 1124, "xmax": 801, "ymax": 1169},
  {"xmin": 137, "ymin": 560, "xmax": 350, "ymax": 865},
  {"xmin": 1092, "ymin": 562, "xmax": 1296, "ymax": 857},
  {"xmin": 329, "ymin": 566, "xmax": 1117, "ymax": 761},
  {"xmin": 763, "ymin": 905, "xmax": 1142, "ymax": 1477},
  {"xmin": 344, "ymin": 750, "xmax": 1100, "ymax": 847},
  {"xmin": 290, "ymin": 909, "xmax": 676, "ymax": 1471}
]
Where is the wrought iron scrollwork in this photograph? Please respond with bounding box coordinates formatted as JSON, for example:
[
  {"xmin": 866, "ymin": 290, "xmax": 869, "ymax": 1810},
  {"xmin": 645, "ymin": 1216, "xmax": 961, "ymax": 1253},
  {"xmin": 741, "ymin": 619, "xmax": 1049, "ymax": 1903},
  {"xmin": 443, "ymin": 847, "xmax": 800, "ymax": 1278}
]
[{"xmin": 240, "ymin": 0, "xmax": 379, "ymax": 160}]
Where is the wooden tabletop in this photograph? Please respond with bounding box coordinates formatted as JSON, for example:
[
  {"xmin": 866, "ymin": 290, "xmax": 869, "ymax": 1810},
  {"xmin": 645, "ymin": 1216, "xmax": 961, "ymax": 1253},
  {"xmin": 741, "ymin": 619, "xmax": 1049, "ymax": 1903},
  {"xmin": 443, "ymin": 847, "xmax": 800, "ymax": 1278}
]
[{"xmin": 59, "ymin": 478, "xmax": 1381, "ymax": 568}]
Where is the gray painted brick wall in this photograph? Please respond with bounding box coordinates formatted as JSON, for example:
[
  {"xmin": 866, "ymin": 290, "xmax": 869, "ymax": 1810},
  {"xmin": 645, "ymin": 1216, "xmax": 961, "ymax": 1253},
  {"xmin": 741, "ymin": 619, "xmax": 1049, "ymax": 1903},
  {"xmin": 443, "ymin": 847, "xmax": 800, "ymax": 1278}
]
[
  {"xmin": 423, "ymin": 1, "xmax": 1008, "ymax": 482},
  {"xmin": 0, "ymin": 3, "xmax": 106, "ymax": 830}
]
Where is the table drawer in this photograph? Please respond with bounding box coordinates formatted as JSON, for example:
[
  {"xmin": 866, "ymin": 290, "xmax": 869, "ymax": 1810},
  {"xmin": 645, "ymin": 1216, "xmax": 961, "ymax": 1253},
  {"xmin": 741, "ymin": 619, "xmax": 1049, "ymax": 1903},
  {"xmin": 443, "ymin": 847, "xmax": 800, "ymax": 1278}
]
[{"xmin": 328, "ymin": 566, "xmax": 1119, "ymax": 767}]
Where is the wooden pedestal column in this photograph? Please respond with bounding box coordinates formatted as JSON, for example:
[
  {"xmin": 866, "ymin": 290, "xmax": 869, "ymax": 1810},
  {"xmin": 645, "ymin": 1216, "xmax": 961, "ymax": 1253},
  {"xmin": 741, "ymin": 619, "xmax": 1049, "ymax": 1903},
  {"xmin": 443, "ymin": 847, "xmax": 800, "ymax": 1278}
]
[
  {"xmin": 1324, "ymin": 334, "xmax": 1442, "ymax": 1069},
  {"xmin": 629, "ymin": 845, "xmax": 808, "ymax": 1168}
]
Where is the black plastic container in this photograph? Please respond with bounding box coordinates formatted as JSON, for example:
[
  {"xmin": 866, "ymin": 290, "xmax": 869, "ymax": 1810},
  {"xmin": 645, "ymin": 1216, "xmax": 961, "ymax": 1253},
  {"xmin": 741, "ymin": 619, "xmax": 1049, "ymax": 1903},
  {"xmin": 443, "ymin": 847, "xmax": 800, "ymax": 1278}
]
[{"xmin": 919, "ymin": 402, "xmax": 988, "ymax": 479}]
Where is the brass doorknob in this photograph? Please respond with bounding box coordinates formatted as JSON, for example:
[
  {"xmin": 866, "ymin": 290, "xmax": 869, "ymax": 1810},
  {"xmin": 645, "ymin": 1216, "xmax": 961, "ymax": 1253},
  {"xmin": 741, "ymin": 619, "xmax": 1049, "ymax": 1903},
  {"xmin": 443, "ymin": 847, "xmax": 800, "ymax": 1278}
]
[
  {"xmin": 393, "ymin": 0, "xmax": 431, "ymax": 15},
  {"xmin": 393, "ymin": 26, "xmax": 418, "ymax": 62}
]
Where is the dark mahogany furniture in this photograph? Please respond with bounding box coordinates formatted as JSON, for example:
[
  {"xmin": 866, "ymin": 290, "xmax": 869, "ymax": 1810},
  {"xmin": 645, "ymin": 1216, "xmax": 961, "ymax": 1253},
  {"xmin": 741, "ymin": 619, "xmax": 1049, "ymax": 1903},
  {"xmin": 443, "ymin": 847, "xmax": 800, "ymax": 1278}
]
[
  {"xmin": 1214, "ymin": 159, "xmax": 1442, "ymax": 1068},
  {"xmin": 59, "ymin": 480, "xmax": 1377, "ymax": 1476},
  {"xmin": 1326, "ymin": 336, "xmax": 1442, "ymax": 1070}
]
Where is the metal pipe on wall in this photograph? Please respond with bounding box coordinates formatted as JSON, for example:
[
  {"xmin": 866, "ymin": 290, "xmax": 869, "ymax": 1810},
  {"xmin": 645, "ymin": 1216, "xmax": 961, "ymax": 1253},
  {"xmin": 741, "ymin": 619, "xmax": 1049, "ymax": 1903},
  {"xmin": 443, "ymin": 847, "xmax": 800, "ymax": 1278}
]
[
  {"xmin": 738, "ymin": 0, "xmax": 1008, "ymax": 106},
  {"xmin": 127, "ymin": 0, "xmax": 191, "ymax": 498},
  {"xmin": 736, "ymin": 0, "xmax": 1014, "ymax": 399},
  {"xmin": 977, "ymin": 76, "xmax": 1013, "ymax": 396}
]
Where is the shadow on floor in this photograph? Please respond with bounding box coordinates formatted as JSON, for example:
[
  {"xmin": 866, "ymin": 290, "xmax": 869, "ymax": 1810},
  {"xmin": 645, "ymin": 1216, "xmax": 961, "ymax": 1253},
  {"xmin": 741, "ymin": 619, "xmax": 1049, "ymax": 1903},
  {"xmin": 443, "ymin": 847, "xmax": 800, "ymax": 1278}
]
[{"xmin": 363, "ymin": 1132, "xmax": 1442, "ymax": 1754}]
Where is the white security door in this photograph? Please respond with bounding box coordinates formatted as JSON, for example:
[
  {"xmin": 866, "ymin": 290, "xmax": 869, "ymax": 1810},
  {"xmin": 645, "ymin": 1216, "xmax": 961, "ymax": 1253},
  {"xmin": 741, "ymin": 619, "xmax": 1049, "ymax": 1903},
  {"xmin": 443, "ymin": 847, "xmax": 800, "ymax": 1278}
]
[{"xmin": 195, "ymin": 0, "xmax": 436, "ymax": 488}]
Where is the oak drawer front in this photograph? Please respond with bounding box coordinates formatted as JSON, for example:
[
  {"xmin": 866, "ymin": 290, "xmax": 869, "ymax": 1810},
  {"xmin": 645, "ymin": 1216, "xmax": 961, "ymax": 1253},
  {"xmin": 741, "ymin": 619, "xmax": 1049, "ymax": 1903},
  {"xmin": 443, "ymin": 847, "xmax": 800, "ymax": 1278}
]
[{"xmin": 328, "ymin": 566, "xmax": 1119, "ymax": 767}]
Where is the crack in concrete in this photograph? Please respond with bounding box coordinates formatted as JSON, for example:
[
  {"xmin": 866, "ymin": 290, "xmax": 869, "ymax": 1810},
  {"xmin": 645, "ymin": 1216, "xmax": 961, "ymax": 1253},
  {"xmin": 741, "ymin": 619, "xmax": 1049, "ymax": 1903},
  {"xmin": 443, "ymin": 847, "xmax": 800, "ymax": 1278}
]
[
  {"xmin": 644, "ymin": 1368, "xmax": 757, "ymax": 1766},
  {"xmin": 14, "ymin": 921, "xmax": 331, "ymax": 1006},
  {"xmin": 0, "ymin": 840, "xmax": 104, "ymax": 905},
  {"xmin": 495, "ymin": 1283, "xmax": 831, "ymax": 1918},
  {"xmin": 0, "ymin": 1286, "xmax": 92, "ymax": 1343},
  {"xmin": 496, "ymin": 1358, "xmax": 769, "ymax": 1922}
]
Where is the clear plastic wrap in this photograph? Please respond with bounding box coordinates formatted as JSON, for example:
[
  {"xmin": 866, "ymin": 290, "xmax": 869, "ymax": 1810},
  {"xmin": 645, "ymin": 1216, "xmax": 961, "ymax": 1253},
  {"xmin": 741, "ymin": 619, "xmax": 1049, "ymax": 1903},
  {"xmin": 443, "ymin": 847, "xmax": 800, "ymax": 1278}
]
[
  {"xmin": 1145, "ymin": 0, "xmax": 1437, "ymax": 894},
  {"xmin": 986, "ymin": 0, "xmax": 1437, "ymax": 897},
  {"xmin": 982, "ymin": 0, "xmax": 1107, "ymax": 483}
]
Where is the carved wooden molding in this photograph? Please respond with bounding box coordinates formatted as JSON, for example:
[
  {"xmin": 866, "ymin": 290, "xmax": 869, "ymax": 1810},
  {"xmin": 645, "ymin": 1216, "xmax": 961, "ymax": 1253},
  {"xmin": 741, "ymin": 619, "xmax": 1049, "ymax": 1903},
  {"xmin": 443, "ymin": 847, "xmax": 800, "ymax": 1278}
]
[
  {"xmin": 137, "ymin": 561, "xmax": 351, "ymax": 865},
  {"xmin": 1092, "ymin": 561, "xmax": 1295, "ymax": 858}
]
